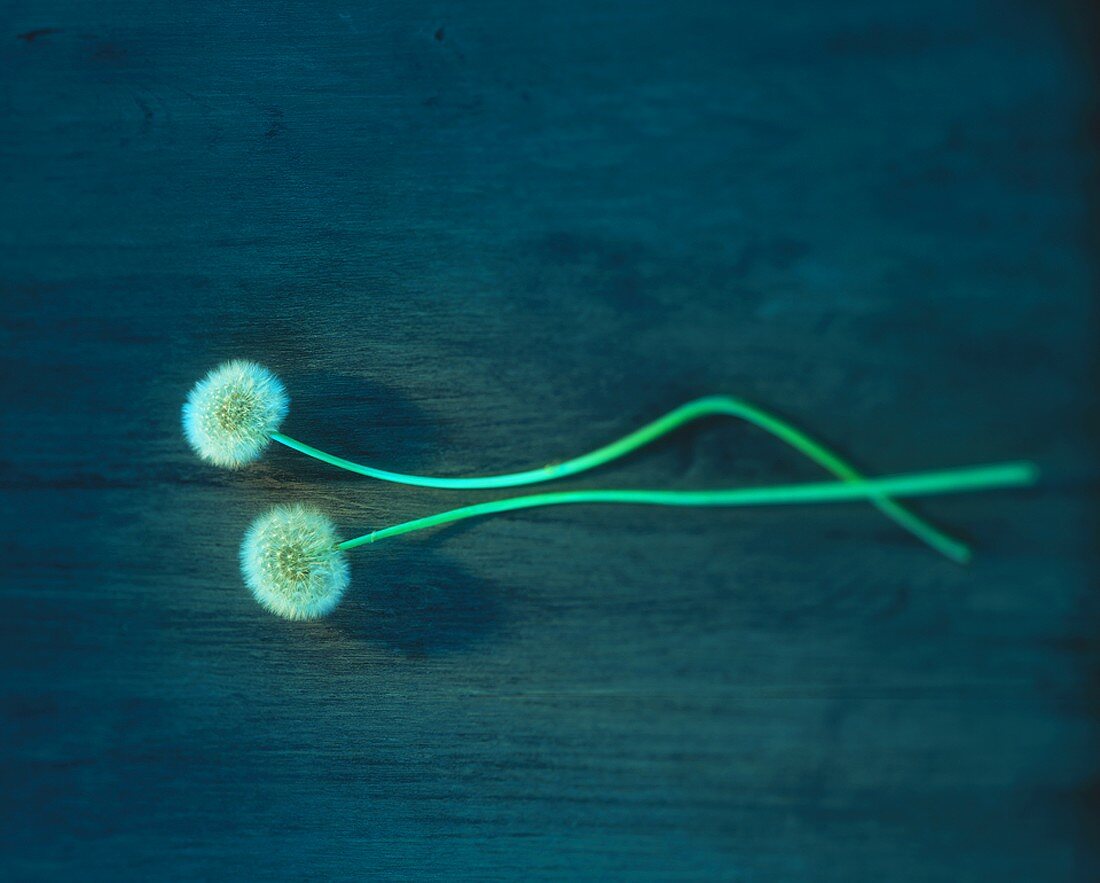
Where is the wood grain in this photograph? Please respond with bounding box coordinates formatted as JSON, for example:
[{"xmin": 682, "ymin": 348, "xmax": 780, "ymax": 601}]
[{"xmin": 1, "ymin": 1, "xmax": 1097, "ymax": 879}]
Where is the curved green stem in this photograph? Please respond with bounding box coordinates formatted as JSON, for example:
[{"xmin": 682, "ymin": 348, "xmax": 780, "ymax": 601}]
[
  {"xmin": 272, "ymin": 396, "xmax": 972, "ymax": 562},
  {"xmin": 336, "ymin": 461, "xmax": 1038, "ymax": 553}
]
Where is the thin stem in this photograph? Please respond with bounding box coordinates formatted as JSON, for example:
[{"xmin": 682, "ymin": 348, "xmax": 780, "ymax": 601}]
[
  {"xmin": 335, "ymin": 461, "xmax": 1038, "ymax": 553},
  {"xmin": 272, "ymin": 395, "xmax": 971, "ymax": 562}
]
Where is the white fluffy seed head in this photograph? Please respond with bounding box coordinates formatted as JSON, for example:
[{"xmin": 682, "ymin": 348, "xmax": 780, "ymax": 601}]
[
  {"xmin": 240, "ymin": 505, "xmax": 350, "ymax": 620},
  {"xmin": 183, "ymin": 360, "xmax": 289, "ymax": 468}
]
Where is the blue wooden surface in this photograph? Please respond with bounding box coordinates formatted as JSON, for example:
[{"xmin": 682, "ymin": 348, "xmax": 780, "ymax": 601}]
[{"xmin": 1, "ymin": 1, "xmax": 1098, "ymax": 879}]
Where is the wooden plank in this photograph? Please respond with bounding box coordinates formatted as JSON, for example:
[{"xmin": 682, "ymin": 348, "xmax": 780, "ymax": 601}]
[{"xmin": 1, "ymin": 1, "xmax": 1096, "ymax": 878}]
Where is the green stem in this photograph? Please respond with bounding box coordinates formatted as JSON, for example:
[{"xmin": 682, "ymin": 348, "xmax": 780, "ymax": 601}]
[
  {"xmin": 272, "ymin": 396, "xmax": 972, "ymax": 562},
  {"xmin": 335, "ymin": 461, "xmax": 1038, "ymax": 552}
]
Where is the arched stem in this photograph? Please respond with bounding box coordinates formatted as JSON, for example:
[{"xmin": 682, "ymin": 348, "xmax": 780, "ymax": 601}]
[
  {"xmin": 335, "ymin": 461, "xmax": 1038, "ymax": 553},
  {"xmin": 272, "ymin": 396, "xmax": 973, "ymax": 562}
]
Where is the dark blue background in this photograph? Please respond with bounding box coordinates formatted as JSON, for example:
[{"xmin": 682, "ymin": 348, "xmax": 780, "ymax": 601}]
[{"xmin": 2, "ymin": 1, "xmax": 1097, "ymax": 879}]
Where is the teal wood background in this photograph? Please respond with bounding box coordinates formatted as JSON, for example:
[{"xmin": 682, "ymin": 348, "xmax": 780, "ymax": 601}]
[{"xmin": 1, "ymin": 1, "xmax": 1097, "ymax": 879}]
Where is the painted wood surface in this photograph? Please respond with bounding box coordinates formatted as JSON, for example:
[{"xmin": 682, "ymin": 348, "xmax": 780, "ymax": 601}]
[{"xmin": 1, "ymin": 1, "xmax": 1097, "ymax": 879}]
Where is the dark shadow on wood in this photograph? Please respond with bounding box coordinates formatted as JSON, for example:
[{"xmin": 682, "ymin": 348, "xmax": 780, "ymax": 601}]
[
  {"xmin": 331, "ymin": 548, "xmax": 506, "ymax": 657},
  {"xmin": 278, "ymin": 369, "xmax": 444, "ymax": 482}
]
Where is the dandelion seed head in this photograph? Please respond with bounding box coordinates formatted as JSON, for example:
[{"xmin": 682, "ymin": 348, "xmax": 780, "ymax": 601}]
[
  {"xmin": 183, "ymin": 360, "xmax": 288, "ymax": 468},
  {"xmin": 240, "ymin": 505, "xmax": 350, "ymax": 620}
]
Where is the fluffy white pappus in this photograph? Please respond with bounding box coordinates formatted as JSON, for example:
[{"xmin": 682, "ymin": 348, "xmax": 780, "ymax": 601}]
[
  {"xmin": 183, "ymin": 360, "xmax": 289, "ymax": 468},
  {"xmin": 240, "ymin": 504, "xmax": 350, "ymax": 620}
]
